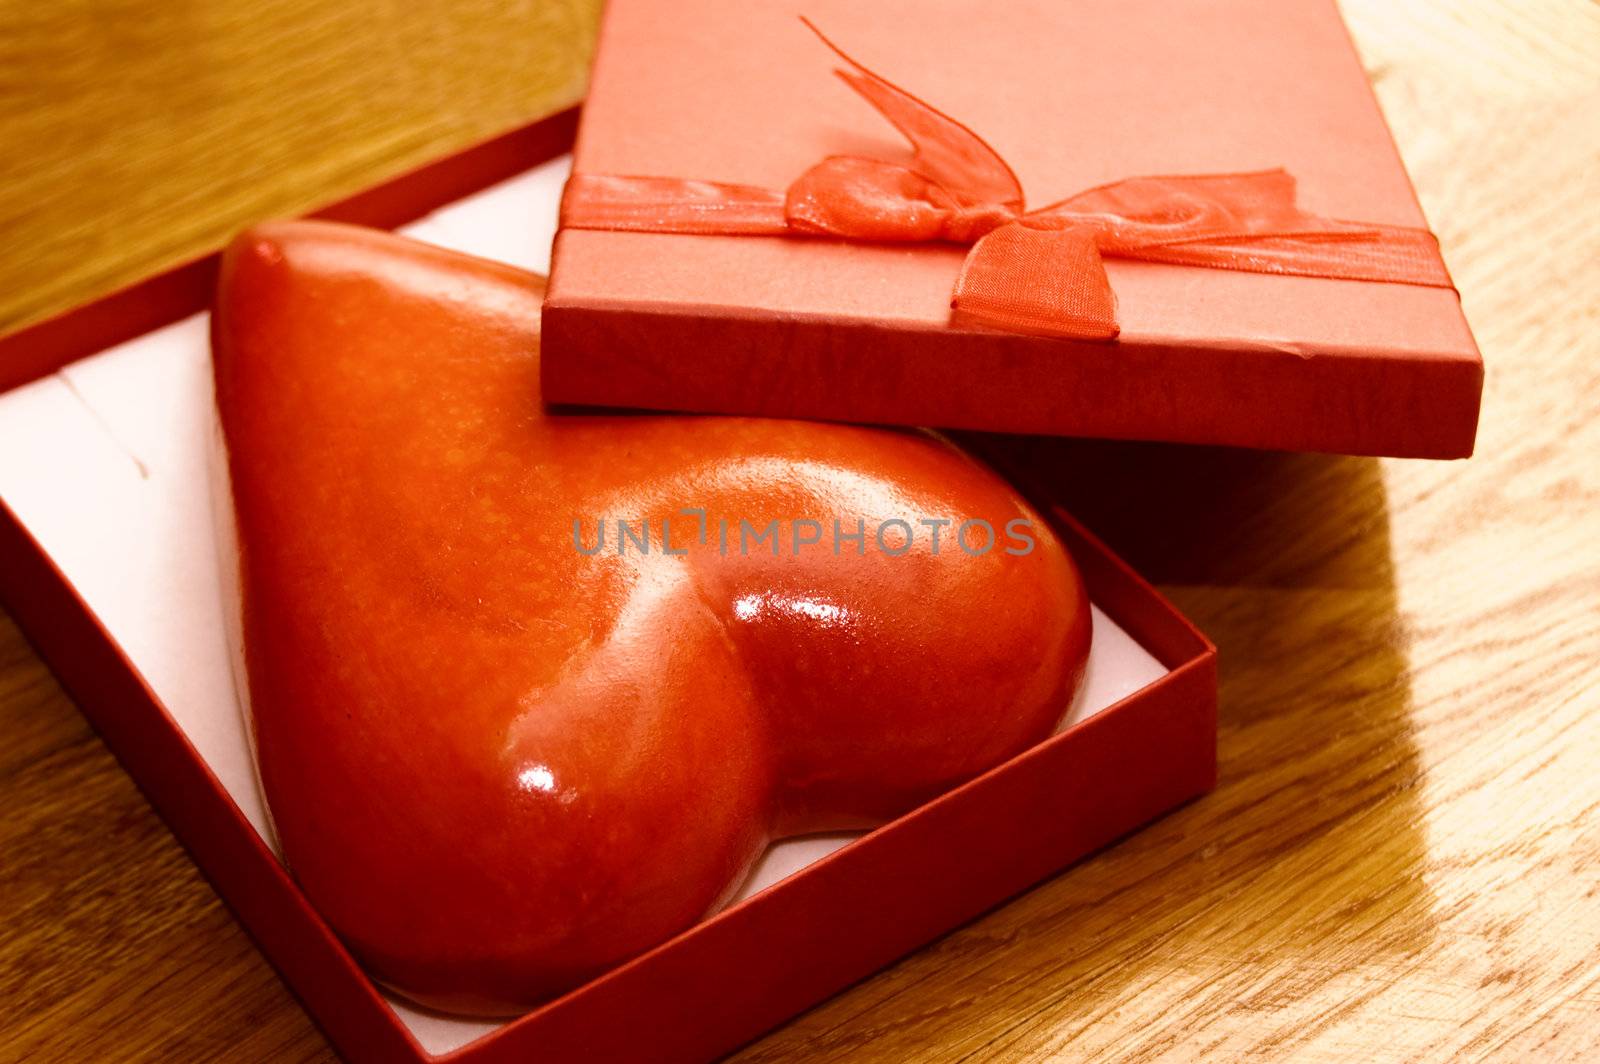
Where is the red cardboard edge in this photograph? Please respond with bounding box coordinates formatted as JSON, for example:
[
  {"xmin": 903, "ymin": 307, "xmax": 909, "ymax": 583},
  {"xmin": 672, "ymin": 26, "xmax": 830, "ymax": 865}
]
[
  {"xmin": 0, "ymin": 111, "xmax": 1217, "ymax": 1064},
  {"xmin": 541, "ymin": 301, "xmax": 1483, "ymax": 460}
]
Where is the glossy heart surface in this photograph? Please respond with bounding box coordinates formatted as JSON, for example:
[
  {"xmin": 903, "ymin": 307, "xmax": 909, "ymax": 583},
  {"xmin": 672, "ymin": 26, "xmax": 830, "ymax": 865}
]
[{"xmin": 212, "ymin": 220, "xmax": 1091, "ymax": 1014}]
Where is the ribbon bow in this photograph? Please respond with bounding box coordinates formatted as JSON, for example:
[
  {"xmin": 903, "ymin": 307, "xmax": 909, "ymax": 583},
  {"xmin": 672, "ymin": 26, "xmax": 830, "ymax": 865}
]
[{"xmin": 560, "ymin": 19, "xmax": 1452, "ymax": 341}]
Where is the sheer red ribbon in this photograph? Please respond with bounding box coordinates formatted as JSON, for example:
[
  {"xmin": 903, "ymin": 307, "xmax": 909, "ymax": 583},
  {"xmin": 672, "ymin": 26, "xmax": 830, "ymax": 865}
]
[{"xmin": 560, "ymin": 19, "xmax": 1453, "ymax": 341}]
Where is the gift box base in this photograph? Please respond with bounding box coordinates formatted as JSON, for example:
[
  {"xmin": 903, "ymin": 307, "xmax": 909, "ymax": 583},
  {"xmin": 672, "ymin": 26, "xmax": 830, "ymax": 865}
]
[{"xmin": 0, "ymin": 120, "xmax": 1216, "ymax": 1064}]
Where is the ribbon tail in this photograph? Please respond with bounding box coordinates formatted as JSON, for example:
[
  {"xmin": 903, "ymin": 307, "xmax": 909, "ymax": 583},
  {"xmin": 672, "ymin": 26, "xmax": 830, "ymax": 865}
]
[
  {"xmin": 1123, "ymin": 226, "xmax": 1454, "ymax": 288},
  {"xmin": 952, "ymin": 224, "xmax": 1119, "ymax": 340}
]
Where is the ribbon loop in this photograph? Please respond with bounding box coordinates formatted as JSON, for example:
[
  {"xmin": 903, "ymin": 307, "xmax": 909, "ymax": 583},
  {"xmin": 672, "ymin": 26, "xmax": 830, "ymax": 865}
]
[
  {"xmin": 1038, "ymin": 171, "xmax": 1310, "ymax": 247},
  {"xmin": 786, "ymin": 156, "xmax": 960, "ymax": 242},
  {"xmin": 785, "ymin": 156, "xmax": 1020, "ymax": 243}
]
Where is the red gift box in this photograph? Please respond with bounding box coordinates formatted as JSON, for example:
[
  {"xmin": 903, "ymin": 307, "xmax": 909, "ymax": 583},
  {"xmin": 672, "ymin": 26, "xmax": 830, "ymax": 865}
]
[
  {"xmin": 542, "ymin": 0, "xmax": 1482, "ymax": 459},
  {"xmin": 0, "ymin": 114, "xmax": 1215, "ymax": 1062}
]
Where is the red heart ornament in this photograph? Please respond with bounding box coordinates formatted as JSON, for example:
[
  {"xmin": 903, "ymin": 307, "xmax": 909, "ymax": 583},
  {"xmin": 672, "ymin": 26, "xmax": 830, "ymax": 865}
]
[{"xmin": 212, "ymin": 220, "xmax": 1091, "ymax": 1015}]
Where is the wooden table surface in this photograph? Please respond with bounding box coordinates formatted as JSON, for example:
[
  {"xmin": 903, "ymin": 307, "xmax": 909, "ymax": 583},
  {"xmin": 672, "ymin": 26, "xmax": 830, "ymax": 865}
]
[{"xmin": 2, "ymin": 1, "xmax": 1597, "ymax": 1060}]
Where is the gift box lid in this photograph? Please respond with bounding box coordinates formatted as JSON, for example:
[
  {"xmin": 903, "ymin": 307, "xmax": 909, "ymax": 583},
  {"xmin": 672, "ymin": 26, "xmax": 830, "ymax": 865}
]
[{"xmin": 542, "ymin": 0, "xmax": 1482, "ymax": 459}]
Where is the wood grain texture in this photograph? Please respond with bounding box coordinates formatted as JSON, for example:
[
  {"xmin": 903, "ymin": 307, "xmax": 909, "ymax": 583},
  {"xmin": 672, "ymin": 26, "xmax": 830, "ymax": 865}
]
[
  {"xmin": 1, "ymin": 0, "xmax": 1597, "ymax": 1061},
  {"xmin": 0, "ymin": 0, "xmax": 596, "ymax": 337}
]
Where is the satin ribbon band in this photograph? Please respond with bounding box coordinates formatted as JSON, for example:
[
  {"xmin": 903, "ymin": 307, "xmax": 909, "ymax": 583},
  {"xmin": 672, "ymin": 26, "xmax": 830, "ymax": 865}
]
[{"xmin": 559, "ymin": 19, "xmax": 1454, "ymax": 341}]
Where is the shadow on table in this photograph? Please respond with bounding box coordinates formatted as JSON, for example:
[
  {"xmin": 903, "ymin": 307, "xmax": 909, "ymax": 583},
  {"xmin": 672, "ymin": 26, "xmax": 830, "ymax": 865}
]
[{"xmin": 740, "ymin": 436, "xmax": 1437, "ymax": 1060}]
